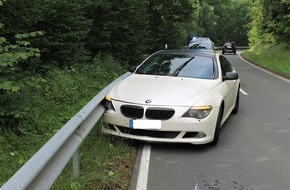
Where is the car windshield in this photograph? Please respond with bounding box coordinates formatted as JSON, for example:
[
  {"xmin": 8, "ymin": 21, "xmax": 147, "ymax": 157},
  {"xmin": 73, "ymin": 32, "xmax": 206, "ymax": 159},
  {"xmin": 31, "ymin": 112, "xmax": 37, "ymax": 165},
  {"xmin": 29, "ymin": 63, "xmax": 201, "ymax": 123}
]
[
  {"xmin": 135, "ymin": 54, "xmax": 216, "ymax": 79},
  {"xmin": 224, "ymin": 42, "xmax": 234, "ymax": 47}
]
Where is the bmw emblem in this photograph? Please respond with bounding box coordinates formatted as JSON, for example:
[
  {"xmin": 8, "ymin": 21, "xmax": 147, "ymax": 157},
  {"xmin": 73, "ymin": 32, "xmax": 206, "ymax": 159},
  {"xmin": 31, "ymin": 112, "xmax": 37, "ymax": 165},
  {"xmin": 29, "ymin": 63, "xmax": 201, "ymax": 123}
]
[{"xmin": 145, "ymin": 99, "xmax": 152, "ymax": 104}]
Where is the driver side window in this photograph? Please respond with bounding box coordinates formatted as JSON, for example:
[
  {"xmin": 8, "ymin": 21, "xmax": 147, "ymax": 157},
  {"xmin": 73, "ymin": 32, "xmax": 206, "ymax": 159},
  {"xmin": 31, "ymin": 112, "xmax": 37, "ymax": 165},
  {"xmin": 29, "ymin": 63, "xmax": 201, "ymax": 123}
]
[{"xmin": 219, "ymin": 56, "xmax": 233, "ymax": 78}]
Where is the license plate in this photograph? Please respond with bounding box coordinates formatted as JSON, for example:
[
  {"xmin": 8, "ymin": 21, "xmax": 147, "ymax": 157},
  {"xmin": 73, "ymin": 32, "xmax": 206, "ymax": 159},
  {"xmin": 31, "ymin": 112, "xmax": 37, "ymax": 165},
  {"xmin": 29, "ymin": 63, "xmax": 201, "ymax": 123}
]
[{"xmin": 129, "ymin": 119, "xmax": 161, "ymax": 129}]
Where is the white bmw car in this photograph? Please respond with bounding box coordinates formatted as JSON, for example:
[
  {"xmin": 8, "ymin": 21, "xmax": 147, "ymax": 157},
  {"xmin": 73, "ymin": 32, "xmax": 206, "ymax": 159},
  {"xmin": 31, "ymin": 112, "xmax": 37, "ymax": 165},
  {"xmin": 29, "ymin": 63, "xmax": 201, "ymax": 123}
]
[{"xmin": 102, "ymin": 49, "xmax": 240, "ymax": 145}]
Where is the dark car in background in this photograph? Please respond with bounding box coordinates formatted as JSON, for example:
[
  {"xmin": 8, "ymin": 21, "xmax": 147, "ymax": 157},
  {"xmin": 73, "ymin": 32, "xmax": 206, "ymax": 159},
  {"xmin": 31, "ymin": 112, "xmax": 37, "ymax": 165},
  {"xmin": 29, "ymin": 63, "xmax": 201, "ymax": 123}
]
[{"xmin": 222, "ymin": 42, "xmax": 236, "ymax": 55}]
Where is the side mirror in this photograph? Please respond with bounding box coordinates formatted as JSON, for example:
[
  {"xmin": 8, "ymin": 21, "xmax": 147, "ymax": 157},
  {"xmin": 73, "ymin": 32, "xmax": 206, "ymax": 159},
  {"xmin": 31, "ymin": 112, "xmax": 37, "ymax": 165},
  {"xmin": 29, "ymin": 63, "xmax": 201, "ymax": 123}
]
[
  {"xmin": 127, "ymin": 66, "xmax": 137, "ymax": 73},
  {"xmin": 224, "ymin": 72, "xmax": 239, "ymax": 80}
]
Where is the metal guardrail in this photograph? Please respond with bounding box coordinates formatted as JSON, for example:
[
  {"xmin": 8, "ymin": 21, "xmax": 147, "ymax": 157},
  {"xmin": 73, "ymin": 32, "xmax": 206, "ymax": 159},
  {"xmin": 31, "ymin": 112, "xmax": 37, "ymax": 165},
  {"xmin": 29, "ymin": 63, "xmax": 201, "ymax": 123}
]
[
  {"xmin": 0, "ymin": 72, "xmax": 131, "ymax": 190},
  {"xmin": 236, "ymin": 46, "xmax": 249, "ymax": 49}
]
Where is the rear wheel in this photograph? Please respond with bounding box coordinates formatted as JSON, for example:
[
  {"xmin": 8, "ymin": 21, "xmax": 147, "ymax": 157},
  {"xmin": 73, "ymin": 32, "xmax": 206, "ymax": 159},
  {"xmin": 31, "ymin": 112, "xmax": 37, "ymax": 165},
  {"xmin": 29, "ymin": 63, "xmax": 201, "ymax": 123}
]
[{"xmin": 210, "ymin": 106, "xmax": 223, "ymax": 145}]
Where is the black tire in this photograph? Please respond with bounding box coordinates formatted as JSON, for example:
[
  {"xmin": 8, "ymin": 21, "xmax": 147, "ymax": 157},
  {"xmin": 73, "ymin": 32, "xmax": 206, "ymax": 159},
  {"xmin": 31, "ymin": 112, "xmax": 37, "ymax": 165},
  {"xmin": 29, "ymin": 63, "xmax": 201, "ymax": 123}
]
[
  {"xmin": 231, "ymin": 87, "xmax": 240, "ymax": 114},
  {"xmin": 210, "ymin": 106, "xmax": 223, "ymax": 145}
]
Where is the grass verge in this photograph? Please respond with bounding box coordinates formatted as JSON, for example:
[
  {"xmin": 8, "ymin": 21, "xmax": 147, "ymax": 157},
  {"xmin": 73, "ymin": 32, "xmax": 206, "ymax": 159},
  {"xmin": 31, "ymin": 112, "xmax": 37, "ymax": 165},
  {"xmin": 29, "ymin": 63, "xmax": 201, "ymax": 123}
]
[
  {"xmin": 241, "ymin": 43, "xmax": 290, "ymax": 78},
  {"xmin": 52, "ymin": 122, "xmax": 137, "ymax": 190}
]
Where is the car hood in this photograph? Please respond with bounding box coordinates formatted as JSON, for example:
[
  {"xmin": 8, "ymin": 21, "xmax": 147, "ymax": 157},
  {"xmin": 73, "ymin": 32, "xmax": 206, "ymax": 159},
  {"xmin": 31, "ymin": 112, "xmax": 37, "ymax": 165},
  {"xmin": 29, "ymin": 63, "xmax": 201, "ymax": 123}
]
[{"xmin": 109, "ymin": 74, "xmax": 220, "ymax": 106}]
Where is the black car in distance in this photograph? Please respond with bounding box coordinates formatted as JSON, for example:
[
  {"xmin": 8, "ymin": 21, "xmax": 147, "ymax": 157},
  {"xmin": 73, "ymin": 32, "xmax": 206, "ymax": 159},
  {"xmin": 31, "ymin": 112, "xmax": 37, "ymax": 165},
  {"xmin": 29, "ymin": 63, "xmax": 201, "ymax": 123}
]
[{"xmin": 222, "ymin": 42, "xmax": 236, "ymax": 55}]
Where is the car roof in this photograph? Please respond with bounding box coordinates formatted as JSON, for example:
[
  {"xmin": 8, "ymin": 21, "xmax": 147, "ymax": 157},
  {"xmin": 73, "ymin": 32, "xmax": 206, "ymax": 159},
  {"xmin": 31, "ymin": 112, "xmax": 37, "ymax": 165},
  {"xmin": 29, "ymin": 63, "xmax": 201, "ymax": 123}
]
[
  {"xmin": 154, "ymin": 49, "xmax": 217, "ymax": 58},
  {"xmin": 189, "ymin": 37, "xmax": 212, "ymax": 42},
  {"xmin": 188, "ymin": 40, "xmax": 213, "ymax": 46}
]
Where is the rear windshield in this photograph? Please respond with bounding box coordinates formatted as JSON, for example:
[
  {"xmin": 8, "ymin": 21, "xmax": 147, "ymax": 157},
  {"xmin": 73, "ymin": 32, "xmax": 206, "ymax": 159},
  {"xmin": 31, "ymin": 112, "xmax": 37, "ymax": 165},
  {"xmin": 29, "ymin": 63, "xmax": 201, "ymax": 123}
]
[
  {"xmin": 188, "ymin": 42, "xmax": 213, "ymax": 50},
  {"xmin": 135, "ymin": 54, "xmax": 217, "ymax": 79}
]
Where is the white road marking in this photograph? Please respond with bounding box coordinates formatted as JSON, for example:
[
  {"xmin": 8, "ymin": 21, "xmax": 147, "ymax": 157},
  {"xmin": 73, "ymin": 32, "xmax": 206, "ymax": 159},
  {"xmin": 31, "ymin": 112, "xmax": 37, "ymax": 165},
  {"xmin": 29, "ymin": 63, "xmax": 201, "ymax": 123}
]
[
  {"xmin": 136, "ymin": 144, "xmax": 151, "ymax": 190},
  {"xmin": 240, "ymin": 88, "xmax": 248, "ymax": 95}
]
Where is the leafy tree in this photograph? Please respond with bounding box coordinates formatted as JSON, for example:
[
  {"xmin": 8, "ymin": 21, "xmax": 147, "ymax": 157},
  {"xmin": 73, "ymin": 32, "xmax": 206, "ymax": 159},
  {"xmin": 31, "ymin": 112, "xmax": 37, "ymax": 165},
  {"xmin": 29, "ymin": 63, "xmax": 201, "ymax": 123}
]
[
  {"xmin": 0, "ymin": 29, "xmax": 43, "ymax": 127},
  {"xmin": 147, "ymin": 0, "xmax": 194, "ymax": 51},
  {"xmin": 84, "ymin": 0, "xmax": 150, "ymax": 65},
  {"xmin": 260, "ymin": 0, "xmax": 290, "ymax": 43},
  {"xmin": 85, "ymin": 0, "xmax": 195, "ymax": 63},
  {"xmin": 213, "ymin": 0, "xmax": 251, "ymax": 45},
  {"xmin": 0, "ymin": 0, "xmax": 44, "ymax": 38},
  {"xmin": 34, "ymin": 0, "xmax": 92, "ymax": 66},
  {"xmin": 1, "ymin": 0, "xmax": 92, "ymax": 66},
  {"xmin": 283, "ymin": 0, "xmax": 290, "ymax": 42},
  {"xmin": 187, "ymin": 0, "xmax": 251, "ymax": 46},
  {"xmin": 195, "ymin": 0, "xmax": 218, "ymax": 39},
  {"xmin": 247, "ymin": 0, "xmax": 290, "ymax": 46}
]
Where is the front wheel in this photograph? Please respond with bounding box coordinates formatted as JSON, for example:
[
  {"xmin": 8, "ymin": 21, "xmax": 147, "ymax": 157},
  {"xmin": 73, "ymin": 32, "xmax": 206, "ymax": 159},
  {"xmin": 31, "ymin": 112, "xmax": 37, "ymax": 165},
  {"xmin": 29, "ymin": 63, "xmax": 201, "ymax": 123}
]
[
  {"xmin": 210, "ymin": 106, "xmax": 223, "ymax": 145},
  {"xmin": 231, "ymin": 87, "xmax": 240, "ymax": 114}
]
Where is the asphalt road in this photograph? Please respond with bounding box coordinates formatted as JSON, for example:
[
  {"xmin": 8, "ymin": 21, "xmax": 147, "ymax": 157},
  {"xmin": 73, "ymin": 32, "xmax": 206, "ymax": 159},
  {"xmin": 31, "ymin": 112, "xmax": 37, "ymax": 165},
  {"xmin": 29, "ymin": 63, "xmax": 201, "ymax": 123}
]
[{"xmin": 129, "ymin": 51, "xmax": 290, "ymax": 190}]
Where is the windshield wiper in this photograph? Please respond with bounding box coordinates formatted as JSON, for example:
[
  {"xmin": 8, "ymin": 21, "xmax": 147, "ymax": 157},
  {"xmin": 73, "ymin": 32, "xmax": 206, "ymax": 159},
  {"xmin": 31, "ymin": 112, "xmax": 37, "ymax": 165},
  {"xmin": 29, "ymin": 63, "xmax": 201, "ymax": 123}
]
[{"xmin": 171, "ymin": 56, "xmax": 195, "ymax": 76}]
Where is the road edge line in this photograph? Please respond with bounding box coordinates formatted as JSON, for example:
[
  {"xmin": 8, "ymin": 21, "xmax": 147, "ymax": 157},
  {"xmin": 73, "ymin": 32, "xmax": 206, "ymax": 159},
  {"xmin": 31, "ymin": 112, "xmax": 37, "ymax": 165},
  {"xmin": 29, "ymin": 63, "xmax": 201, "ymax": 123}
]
[{"xmin": 136, "ymin": 143, "xmax": 151, "ymax": 190}]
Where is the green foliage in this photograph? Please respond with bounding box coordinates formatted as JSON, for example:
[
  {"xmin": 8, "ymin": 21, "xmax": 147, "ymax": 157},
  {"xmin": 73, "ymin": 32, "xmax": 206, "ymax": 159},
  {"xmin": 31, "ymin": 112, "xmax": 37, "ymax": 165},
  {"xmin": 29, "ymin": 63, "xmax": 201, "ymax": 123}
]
[
  {"xmin": 0, "ymin": 31, "xmax": 43, "ymax": 127},
  {"xmin": 189, "ymin": 0, "xmax": 217, "ymax": 39},
  {"xmin": 260, "ymin": 0, "xmax": 290, "ymax": 42},
  {"xmin": 85, "ymin": 0, "xmax": 199, "ymax": 64},
  {"xmin": 187, "ymin": 0, "xmax": 251, "ymax": 46},
  {"xmin": 213, "ymin": 0, "xmax": 251, "ymax": 45},
  {"xmin": 1, "ymin": 0, "xmax": 92, "ymax": 66},
  {"xmin": 0, "ymin": 31, "xmax": 43, "ymax": 69},
  {"xmin": 247, "ymin": 0, "xmax": 290, "ymax": 46},
  {"xmin": 1, "ymin": 0, "xmax": 253, "ymax": 65},
  {"xmin": 147, "ymin": 0, "xmax": 194, "ymax": 51},
  {"xmin": 0, "ymin": 54, "xmax": 126, "ymax": 186},
  {"xmin": 34, "ymin": 0, "xmax": 92, "ymax": 66},
  {"xmin": 85, "ymin": 0, "xmax": 150, "ymax": 65}
]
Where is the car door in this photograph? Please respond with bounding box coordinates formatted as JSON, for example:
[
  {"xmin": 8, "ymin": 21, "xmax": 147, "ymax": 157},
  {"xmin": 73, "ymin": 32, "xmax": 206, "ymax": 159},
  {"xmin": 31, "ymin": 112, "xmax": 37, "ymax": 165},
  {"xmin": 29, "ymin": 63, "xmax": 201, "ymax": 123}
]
[{"xmin": 219, "ymin": 55, "xmax": 237, "ymax": 116}]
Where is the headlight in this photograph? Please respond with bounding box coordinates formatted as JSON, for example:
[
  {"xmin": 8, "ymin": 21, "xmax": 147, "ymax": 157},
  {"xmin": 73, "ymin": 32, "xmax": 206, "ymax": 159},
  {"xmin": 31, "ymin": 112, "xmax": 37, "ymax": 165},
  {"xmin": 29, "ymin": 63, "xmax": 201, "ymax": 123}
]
[
  {"xmin": 182, "ymin": 105, "xmax": 212, "ymax": 119},
  {"xmin": 103, "ymin": 96, "xmax": 115, "ymax": 111}
]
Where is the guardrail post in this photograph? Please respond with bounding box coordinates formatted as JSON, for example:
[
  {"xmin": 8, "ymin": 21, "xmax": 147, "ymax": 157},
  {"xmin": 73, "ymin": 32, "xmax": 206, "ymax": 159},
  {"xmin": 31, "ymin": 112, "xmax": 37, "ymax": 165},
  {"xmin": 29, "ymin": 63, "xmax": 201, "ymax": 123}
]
[{"xmin": 73, "ymin": 148, "xmax": 80, "ymax": 178}]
